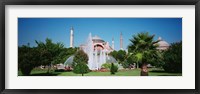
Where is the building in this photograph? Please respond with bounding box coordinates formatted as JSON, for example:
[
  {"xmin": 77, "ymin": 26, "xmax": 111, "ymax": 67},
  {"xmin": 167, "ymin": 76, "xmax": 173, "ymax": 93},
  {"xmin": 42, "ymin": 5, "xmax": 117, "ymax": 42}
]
[
  {"xmin": 156, "ymin": 37, "xmax": 170, "ymax": 50},
  {"xmin": 80, "ymin": 35, "xmax": 114, "ymax": 53},
  {"xmin": 70, "ymin": 27, "xmax": 168, "ymax": 51}
]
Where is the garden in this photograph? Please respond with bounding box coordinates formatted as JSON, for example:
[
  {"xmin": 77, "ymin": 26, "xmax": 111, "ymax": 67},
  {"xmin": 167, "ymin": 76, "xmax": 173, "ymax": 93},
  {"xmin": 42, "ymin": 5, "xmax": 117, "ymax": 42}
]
[{"xmin": 18, "ymin": 32, "xmax": 182, "ymax": 76}]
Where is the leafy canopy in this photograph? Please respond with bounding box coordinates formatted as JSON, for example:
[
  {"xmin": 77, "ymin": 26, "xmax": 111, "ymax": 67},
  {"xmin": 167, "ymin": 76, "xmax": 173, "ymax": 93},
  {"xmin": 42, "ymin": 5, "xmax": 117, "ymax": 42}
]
[
  {"xmin": 163, "ymin": 41, "xmax": 182, "ymax": 73},
  {"xmin": 128, "ymin": 32, "xmax": 161, "ymax": 65}
]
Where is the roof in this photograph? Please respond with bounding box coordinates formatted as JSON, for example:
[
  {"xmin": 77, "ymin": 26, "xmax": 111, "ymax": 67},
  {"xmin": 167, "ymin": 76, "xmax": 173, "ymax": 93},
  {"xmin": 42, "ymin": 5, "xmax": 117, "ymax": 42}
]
[
  {"xmin": 92, "ymin": 35, "xmax": 105, "ymax": 43},
  {"xmin": 157, "ymin": 37, "xmax": 169, "ymax": 47},
  {"xmin": 92, "ymin": 35, "xmax": 102, "ymax": 40}
]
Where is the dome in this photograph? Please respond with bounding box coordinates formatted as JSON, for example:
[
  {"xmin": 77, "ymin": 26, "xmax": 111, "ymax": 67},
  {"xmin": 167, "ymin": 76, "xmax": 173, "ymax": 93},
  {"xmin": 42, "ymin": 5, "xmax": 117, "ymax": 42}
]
[
  {"xmin": 157, "ymin": 41, "xmax": 169, "ymax": 47},
  {"xmin": 92, "ymin": 35, "xmax": 102, "ymax": 40},
  {"xmin": 157, "ymin": 37, "xmax": 169, "ymax": 47},
  {"xmin": 156, "ymin": 37, "xmax": 169, "ymax": 50},
  {"xmin": 92, "ymin": 35, "xmax": 105, "ymax": 43}
]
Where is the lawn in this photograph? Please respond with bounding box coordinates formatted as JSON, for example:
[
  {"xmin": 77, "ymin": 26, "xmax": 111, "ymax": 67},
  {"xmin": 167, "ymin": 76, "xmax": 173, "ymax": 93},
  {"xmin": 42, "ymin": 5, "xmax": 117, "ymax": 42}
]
[{"xmin": 18, "ymin": 68, "xmax": 182, "ymax": 76}]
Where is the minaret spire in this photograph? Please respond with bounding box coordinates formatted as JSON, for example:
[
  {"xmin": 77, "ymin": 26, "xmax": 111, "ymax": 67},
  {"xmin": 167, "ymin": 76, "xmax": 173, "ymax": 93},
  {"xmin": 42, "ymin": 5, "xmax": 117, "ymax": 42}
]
[
  {"xmin": 70, "ymin": 26, "xmax": 74, "ymax": 48},
  {"xmin": 120, "ymin": 32, "xmax": 123, "ymax": 50},
  {"xmin": 112, "ymin": 37, "xmax": 115, "ymax": 50}
]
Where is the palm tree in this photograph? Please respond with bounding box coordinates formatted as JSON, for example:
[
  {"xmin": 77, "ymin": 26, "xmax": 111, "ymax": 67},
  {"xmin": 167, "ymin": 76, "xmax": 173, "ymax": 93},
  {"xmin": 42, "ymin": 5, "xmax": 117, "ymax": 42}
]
[{"xmin": 128, "ymin": 32, "xmax": 160, "ymax": 76}]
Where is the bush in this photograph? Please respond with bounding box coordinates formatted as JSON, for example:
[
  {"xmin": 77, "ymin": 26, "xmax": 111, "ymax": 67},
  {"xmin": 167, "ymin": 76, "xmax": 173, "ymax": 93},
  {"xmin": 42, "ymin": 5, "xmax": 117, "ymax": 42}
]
[
  {"xmin": 101, "ymin": 63, "xmax": 111, "ymax": 69},
  {"xmin": 72, "ymin": 50, "xmax": 88, "ymax": 68},
  {"xmin": 110, "ymin": 63, "xmax": 118, "ymax": 74},
  {"xmin": 109, "ymin": 50, "xmax": 127, "ymax": 64},
  {"xmin": 19, "ymin": 45, "xmax": 40, "ymax": 76},
  {"xmin": 121, "ymin": 55, "xmax": 135, "ymax": 68},
  {"xmin": 73, "ymin": 62, "xmax": 90, "ymax": 76},
  {"xmin": 162, "ymin": 41, "xmax": 182, "ymax": 73},
  {"xmin": 72, "ymin": 50, "xmax": 90, "ymax": 76},
  {"xmin": 20, "ymin": 60, "xmax": 34, "ymax": 76},
  {"xmin": 121, "ymin": 61, "xmax": 130, "ymax": 68}
]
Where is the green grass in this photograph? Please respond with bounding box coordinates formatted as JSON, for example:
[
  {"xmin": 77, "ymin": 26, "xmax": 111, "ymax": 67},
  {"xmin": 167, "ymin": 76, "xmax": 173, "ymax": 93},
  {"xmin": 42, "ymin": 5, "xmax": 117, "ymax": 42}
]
[{"xmin": 18, "ymin": 68, "xmax": 182, "ymax": 76}]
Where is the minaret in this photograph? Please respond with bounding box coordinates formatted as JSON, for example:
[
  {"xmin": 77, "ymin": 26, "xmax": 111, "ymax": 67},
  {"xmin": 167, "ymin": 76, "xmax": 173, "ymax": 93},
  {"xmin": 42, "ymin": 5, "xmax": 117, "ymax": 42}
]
[
  {"xmin": 70, "ymin": 26, "xmax": 74, "ymax": 48},
  {"xmin": 158, "ymin": 37, "xmax": 162, "ymax": 41},
  {"xmin": 112, "ymin": 37, "xmax": 115, "ymax": 50},
  {"xmin": 120, "ymin": 32, "xmax": 123, "ymax": 50}
]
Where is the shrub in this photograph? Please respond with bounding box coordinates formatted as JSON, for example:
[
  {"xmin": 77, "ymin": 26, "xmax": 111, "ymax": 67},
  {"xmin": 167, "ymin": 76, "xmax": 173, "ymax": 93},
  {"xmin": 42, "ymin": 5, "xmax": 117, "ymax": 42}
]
[
  {"xmin": 121, "ymin": 55, "xmax": 135, "ymax": 68},
  {"xmin": 162, "ymin": 41, "xmax": 182, "ymax": 73},
  {"xmin": 114, "ymin": 64, "xmax": 118, "ymax": 72},
  {"xmin": 73, "ymin": 62, "xmax": 90, "ymax": 76},
  {"xmin": 110, "ymin": 63, "xmax": 118, "ymax": 74},
  {"xmin": 101, "ymin": 63, "xmax": 111, "ymax": 69},
  {"xmin": 72, "ymin": 50, "xmax": 90, "ymax": 76},
  {"xmin": 121, "ymin": 61, "xmax": 129, "ymax": 68},
  {"xmin": 20, "ymin": 59, "xmax": 34, "ymax": 76},
  {"xmin": 72, "ymin": 50, "xmax": 88, "ymax": 68},
  {"xmin": 19, "ymin": 45, "xmax": 40, "ymax": 76}
]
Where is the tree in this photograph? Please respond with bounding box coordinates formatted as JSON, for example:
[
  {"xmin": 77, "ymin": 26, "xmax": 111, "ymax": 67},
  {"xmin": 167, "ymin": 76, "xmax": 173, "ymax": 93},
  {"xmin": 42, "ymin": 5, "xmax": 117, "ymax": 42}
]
[
  {"xmin": 35, "ymin": 38, "xmax": 64, "ymax": 73},
  {"xmin": 128, "ymin": 32, "xmax": 160, "ymax": 76},
  {"xmin": 72, "ymin": 50, "xmax": 88, "ymax": 68},
  {"xmin": 121, "ymin": 54, "xmax": 135, "ymax": 68},
  {"xmin": 18, "ymin": 44, "xmax": 40, "ymax": 75},
  {"xmin": 101, "ymin": 63, "xmax": 111, "ymax": 69},
  {"xmin": 109, "ymin": 50, "xmax": 126, "ymax": 63},
  {"xmin": 52, "ymin": 47, "xmax": 78, "ymax": 65},
  {"xmin": 110, "ymin": 63, "xmax": 118, "ymax": 74},
  {"xmin": 109, "ymin": 50, "xmax": 128, "ymax": 68},
  {"xmin": 73, "ymin": 62, "xmax": 90, "ymax": 76},
  {"xmin": 116, "ymin": 50, "xmax": 127, "ymax": 63},
  {"xmin": 134, "ymin": 52, "xmax": 143, "ymax": 69},
  {"xmin": 72, "ymin": 50, "xmax": 90, "ymax": 76},
  {"xmin": 162, "ymin": 41, "xmax": 182, "ymax": 73},
  {"xmin": 109, "ymin": 50, "xmax": 118, "ymax": 60}
]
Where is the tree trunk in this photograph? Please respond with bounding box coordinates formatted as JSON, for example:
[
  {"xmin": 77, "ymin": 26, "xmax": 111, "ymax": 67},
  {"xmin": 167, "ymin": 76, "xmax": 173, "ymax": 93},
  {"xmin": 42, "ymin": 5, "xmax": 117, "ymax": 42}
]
[
  {"xmin": 140, "ymin": 63, "xmax": 148, "ymax": 76},
  {"xmin": 82, "ymin": 73, "xmax": 84, "ymax": 76}
]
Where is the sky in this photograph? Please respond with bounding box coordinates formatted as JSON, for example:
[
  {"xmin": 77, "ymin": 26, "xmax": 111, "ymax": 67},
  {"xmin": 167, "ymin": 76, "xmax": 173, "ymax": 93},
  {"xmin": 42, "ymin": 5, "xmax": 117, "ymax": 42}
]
[{"xmin": 18, "ymin": 18, "xmax": 182, "ymax": 51}]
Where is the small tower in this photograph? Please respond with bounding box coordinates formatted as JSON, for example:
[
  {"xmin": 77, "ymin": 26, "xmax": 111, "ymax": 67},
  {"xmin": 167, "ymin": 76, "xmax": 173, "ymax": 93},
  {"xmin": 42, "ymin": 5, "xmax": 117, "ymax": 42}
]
[
  {"xmin": 120, "ymin": 32, "xmax": 123, "ymax": 50},
  {"xmin": 112, "ymin": 37, "xmax": 115, "ymax": 50},
  {"xmin": 70, "ymin": 26, "xmax": 74, "ymax": 48},
  {"xmin": 158, "ymin": 37, "xmax": 162, "ymax": 41}
]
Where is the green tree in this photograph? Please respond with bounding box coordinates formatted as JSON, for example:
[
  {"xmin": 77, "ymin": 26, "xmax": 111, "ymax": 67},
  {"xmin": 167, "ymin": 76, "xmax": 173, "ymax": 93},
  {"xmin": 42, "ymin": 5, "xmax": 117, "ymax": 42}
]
[
  {"xmin": 134, "ymin": 52, "xmax": 143, "ymax": 69},
  {"xmin": 72, "ymin": 50, "xmax": 90, "ymax": 76},
  {"xmin": 101, "ymin": 63, "xmax": 111, "ymax": 69},
  {"xmin": 109, "ymin": 50, "xmax": 126, "ymax": 64},
  {"xmin": 18, "ymin": 44, "xmax": 40, "ymax": 75},
  {"xmin": 128, "ymin": 32, "xmax": 160, "ymax": 76},
  {"xmin": 120, "ymin": 52, "xmax": 136, "ymax": 68},
  {"xmin": 72, "ymin": 50, "xmax": 88, "ymax": 68},
  {"xmin": 125, "ymin": 54, "xmax": 135, "ymax": 68},
  {"xmin": 163, "ymin": 41, "xmax": 182, "ymax": 73},
  {"xmin": 35, "ymin": 38, "xmax": 64, "ymax": 73},
  {"xmin": 52, "ymin": 47, "xmax": 78, "ymax": 65},
  {"xmin": 110, "ymin": 63, "xmax": 118, "ymax": 74},
  {"xmin": 116, "ymin": 50, "xmax": 127, "ymax": 63},
  {"xmin": 73, "ymin": 62, "xmax": 90, "ymax": 76},
  {"xmin": 109, "ymin": 50, "xmax": 118, "ymax": 59}
]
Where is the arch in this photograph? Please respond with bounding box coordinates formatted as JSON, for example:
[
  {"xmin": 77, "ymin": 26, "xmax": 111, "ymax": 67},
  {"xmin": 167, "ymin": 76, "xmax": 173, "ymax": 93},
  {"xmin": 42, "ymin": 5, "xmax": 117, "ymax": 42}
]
[{"xmin": 94, "ymin": 43, "xmax": 104, "ymax": 50}]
